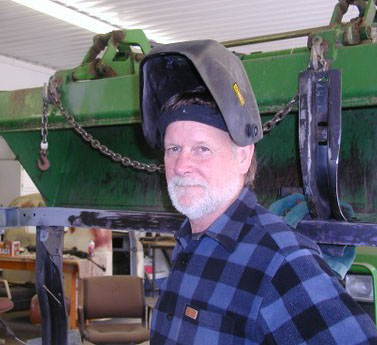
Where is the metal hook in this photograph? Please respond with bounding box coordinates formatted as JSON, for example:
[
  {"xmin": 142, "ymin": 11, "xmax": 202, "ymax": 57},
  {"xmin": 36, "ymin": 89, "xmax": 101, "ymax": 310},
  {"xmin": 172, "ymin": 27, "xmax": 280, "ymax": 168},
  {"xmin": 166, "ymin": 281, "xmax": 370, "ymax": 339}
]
[{"xmin": 37, "ymin": 150, "xmax": 50, "ymax": 171}]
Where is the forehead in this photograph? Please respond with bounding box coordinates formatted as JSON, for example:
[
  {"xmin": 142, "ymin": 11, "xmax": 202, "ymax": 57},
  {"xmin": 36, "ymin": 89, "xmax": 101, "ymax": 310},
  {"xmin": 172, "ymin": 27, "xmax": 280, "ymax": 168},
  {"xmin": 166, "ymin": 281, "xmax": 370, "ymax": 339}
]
[{"xmin": 164, "ymin": 121, "xmax": 233, "ymax": 146}]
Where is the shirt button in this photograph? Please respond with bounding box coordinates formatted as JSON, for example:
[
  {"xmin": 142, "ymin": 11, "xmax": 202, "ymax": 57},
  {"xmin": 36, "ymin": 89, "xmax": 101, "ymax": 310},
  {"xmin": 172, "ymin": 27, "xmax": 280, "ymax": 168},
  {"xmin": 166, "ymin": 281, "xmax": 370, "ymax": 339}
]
[{"xmin": 167, "ymin": 313, "xmax": 173, "ymax": 321}]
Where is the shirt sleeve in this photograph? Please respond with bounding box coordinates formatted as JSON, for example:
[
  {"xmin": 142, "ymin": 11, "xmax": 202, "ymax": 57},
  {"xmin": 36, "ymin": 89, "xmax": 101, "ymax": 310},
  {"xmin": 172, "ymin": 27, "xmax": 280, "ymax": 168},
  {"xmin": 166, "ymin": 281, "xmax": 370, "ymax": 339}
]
[{"xmin": 256, "ymin": 248, "xmax": 377, "ymax": 345}]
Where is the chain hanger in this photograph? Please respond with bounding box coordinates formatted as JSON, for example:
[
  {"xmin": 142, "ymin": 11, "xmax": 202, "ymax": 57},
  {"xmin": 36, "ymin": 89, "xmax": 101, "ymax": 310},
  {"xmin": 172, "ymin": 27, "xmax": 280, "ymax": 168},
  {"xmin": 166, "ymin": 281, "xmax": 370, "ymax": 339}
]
[{"xmin": 37, "ymin": 77, "xmax": 299, "ymax": 172}]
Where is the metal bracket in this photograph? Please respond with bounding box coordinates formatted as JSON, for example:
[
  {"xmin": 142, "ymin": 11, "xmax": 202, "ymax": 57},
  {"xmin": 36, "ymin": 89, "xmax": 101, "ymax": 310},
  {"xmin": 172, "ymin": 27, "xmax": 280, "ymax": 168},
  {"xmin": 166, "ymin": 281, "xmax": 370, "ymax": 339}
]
[
  {"xmin": 330, "ymin": 0, "xmax": 377, "ymax": 45},
  {"xmin": 299, "ymin": 69, "xmax": 346, "ymax": 221},
  {"xmin": 71, "ymin": 29, "xmax": 151, "ymax": 80}
]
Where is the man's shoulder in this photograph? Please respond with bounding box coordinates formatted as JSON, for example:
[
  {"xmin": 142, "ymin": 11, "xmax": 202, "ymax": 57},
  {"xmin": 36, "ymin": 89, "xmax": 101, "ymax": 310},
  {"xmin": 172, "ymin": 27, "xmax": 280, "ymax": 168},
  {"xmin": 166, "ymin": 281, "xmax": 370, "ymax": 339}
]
[{"xmin": 241, "ymin": 203, "xmax": 320, "ymax": 257}]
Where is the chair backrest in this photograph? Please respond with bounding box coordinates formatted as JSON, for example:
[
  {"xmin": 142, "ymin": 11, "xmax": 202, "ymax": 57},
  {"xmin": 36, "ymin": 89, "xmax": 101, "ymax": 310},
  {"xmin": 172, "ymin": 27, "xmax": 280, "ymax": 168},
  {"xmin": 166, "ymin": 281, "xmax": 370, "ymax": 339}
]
[{"xmin": 83, "ymin": 275, "xmax": 144, "ymax": 319}]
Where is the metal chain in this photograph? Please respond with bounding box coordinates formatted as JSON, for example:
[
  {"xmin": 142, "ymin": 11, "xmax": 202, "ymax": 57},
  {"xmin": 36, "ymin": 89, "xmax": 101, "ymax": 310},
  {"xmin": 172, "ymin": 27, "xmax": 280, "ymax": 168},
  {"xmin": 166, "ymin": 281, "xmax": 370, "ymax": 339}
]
[
  {"xmin": 310, "ymin": 36, "xmax": 329, "ymax": 72},
  {"xmin": 41, "ymin": 84, "xmax": 49, "ymax": 150},
  {"xmin": 262, "ymin": 36, "xmax": 329, "ymax": 134},
  {"xmin": 45, "ymin": 78, "xmax": 165, "ymax": 173},
  {"xmin": 36, "ymin": 84, "xmax": 51, "ymax": 171},
  {"xmin": 38, "ymin": 34, "xmax": 333, "ymax": 173},
  {"xmin": 42, "ymin": 76, "xmax": 300, "ymax": 172},
  {"xmin": 262, "ymin": 95, "xmax": 298, "ymax": 135}
]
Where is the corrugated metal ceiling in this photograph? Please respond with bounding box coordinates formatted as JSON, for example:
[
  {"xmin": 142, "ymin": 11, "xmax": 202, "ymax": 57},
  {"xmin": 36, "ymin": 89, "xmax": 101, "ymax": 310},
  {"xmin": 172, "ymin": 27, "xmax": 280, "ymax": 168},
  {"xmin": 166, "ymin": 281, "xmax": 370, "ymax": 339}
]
[{"xmin": 0, "ymin": 0, "xmax": 359, "ymax": 70}]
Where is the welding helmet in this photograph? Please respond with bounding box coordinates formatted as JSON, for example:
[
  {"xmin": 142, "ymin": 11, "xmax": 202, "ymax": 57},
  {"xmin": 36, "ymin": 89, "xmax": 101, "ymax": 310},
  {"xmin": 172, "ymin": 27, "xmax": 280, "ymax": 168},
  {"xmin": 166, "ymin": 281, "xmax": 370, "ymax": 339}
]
[{"xmin": 139, "ymin": 39, "xmax": 262, "ymax": 149}]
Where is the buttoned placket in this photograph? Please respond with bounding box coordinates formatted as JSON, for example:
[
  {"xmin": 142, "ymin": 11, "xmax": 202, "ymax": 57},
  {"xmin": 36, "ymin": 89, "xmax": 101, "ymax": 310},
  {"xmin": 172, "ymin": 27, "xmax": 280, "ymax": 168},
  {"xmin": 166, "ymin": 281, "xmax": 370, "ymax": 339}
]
[{"xmin": 162, "ymin": 237, "xmax": 202, "ymax": 322}]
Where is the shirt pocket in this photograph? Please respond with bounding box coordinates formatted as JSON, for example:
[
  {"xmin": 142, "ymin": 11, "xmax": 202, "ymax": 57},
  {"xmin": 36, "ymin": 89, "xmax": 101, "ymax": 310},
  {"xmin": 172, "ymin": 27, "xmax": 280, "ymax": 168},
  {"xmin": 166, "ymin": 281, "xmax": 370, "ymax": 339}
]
[{"xmin": 179, "ymin": 308, "xmax": 235, "ymax": 345}]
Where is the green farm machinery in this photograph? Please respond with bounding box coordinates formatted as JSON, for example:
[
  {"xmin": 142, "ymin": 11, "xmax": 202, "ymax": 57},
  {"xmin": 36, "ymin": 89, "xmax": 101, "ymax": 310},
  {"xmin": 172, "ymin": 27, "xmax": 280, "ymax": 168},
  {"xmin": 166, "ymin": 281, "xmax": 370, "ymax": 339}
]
[{"xmin": 1, "ymin": 1, "xmax": 377, "ymax": 343}]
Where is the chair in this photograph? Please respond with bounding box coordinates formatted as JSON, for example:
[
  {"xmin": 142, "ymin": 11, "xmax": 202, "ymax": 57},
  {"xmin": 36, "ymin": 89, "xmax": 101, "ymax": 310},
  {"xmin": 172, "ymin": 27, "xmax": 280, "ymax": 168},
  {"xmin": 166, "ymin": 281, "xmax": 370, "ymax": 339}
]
[
  {"xmin": 29, "ymin": 294, "xmax": 70, "ymax": 325},
  {"xmin": 78, "ymin": 275, "xmax": 150, "ymax": 344},
  {"xmin": 0, "ymin": 279, "xmax": 13, "ymax": 344},
  {"xmin": 0, "ymin": 279, "xmax": 13, "ymax": 314}
]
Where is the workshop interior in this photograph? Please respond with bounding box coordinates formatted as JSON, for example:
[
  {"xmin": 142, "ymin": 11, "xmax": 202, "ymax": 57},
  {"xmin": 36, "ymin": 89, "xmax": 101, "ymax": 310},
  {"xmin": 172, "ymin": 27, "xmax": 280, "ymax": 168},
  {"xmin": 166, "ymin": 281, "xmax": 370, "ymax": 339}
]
[{"xmin": 1, "ymin": 0, "xmax": 377, "ymax": 344}]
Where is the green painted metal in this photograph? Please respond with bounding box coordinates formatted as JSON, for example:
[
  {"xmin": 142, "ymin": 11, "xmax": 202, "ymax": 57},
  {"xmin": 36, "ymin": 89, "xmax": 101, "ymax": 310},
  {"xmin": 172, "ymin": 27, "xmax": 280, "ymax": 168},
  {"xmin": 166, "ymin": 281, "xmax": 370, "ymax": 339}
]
[
  {"xmin": 0, "ymin": 29, "xmax": 151, "ymax": 133},
  {"xmin": 71, "ymin": 29, "xmax": 151, "ymax": 80},
  {"xmin": 4, "ymin": 36, "xmax": 377, "ymax": 132},
  {"xmin": 2, "ymin": 126, "xmax": 171, "ymax": 211},
  {"xmin": 254, "ymin": 108, "xmax": 377, "ymax": 222},
  {"xmin": 242, "ymin": 41, "xmax": 377, "ymax": 113},
  {"xmin": 0, "ymin": 76, "xmax": 140, "ymax": 132},
  {"xmin": 330, "ymin": 0, "xmax": 377, "ymax": 45},
  {"xmin": 355, "ymin": 247, "xmax": 377, "ymax": 268},
  {"xmin": 0, "ymin": 5, "xmax": 377, "ymax": 219}
]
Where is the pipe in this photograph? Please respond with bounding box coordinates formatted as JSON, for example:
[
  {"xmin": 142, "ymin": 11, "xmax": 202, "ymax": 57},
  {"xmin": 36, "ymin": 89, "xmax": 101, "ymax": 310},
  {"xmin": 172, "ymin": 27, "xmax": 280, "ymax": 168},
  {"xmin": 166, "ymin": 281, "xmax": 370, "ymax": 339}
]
[{"xmin": 221, "ymin": 26, "xmax": 330, "ymax": 48}]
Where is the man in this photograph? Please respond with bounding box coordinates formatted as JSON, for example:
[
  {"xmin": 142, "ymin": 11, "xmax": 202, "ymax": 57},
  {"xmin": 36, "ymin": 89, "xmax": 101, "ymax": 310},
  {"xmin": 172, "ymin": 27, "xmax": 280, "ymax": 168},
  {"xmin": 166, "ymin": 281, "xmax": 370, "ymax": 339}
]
[{"xmin": 139, "ymin": 40, "xmax": 377, "ymax": 344}]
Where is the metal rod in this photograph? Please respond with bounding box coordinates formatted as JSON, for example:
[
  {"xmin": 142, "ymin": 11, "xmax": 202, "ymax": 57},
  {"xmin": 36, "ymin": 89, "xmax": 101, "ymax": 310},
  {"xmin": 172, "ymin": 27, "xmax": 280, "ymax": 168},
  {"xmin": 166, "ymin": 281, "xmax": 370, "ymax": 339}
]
[
  {"xmin": 42, "ymin": 284, "xmax": 62, "ymax": 305},
  {"xmin": 221, "ymin": 26, "xmax": 330, "ymax": 48}
]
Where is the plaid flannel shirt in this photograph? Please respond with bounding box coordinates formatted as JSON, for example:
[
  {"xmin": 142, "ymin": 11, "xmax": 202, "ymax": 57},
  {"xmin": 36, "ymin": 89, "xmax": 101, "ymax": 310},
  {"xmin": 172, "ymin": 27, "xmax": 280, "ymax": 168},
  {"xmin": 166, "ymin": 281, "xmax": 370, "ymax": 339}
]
[{"xmin": 150, "ymin": 187, "xmax": 377, "ymax": 344}]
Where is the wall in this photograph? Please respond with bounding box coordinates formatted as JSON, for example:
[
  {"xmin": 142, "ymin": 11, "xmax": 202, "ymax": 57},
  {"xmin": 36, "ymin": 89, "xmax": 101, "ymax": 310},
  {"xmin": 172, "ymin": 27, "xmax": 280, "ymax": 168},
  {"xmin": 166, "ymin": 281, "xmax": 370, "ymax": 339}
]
[
  {"xmin": 0, "ymin": 55, "xmax": 54, "ymax": 90},
  {"xmin": 0, "ymin": 58, "xmax": 114, "ymax": 278},
  {"xmin": 0, "ymin": 55, "xmax": 54, "ymax": 206}
]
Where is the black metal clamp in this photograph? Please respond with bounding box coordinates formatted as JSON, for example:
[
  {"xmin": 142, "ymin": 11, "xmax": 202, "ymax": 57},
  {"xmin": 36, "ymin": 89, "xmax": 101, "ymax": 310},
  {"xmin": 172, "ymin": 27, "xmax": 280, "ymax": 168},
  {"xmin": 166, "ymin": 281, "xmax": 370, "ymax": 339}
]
[{"xmin": 298, "ymin": 69, "xmax": 346, "ymax": 221}]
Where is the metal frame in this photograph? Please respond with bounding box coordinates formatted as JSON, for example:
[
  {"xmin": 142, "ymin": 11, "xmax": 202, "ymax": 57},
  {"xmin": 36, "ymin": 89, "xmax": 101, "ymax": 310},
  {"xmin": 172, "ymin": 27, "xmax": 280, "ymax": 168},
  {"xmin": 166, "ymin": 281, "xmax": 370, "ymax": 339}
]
[
  {"xmin": 1, "ymin": 205, "xmax": 377, "ymax": 344},
  {"xmin": 1, "ymin": 205, "xmax": 377, "ymax": 341},
  {"xmin": 0, "ymin": 207, "xmax": 184, "ymax": 345}
]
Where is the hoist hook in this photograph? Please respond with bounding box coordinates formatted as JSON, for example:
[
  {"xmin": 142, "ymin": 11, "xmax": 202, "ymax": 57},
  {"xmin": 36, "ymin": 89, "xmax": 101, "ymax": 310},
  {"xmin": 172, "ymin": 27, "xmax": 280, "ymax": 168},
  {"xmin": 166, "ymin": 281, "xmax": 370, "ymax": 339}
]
[{"xmin": 37, "ymin": 150, "xmax": 50, "ymax": 171}]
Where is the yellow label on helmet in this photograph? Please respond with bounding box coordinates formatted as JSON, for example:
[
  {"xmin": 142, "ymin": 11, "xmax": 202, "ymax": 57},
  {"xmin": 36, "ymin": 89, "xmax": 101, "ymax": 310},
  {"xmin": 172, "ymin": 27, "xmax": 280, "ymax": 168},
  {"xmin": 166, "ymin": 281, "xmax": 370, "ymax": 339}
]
[{"xmin": 232, "ymin": 83, "xmax": 246, "ymax": 106}]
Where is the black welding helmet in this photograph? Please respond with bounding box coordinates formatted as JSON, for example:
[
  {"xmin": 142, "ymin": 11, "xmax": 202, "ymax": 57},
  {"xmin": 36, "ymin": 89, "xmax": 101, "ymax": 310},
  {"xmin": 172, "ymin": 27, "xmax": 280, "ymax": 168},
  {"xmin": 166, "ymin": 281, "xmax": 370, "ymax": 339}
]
[{"xmin": 139, "ymin": 39, "xmax": 263, "ymax": 149}]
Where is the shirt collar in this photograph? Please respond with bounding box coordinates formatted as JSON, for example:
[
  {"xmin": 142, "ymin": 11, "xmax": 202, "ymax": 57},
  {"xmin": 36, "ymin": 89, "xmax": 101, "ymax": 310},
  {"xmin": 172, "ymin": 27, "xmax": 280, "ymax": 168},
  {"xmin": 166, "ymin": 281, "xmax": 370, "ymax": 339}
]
[{"xmin": 175, "ymin": 187, "xmax": 257, "ymax": 252}]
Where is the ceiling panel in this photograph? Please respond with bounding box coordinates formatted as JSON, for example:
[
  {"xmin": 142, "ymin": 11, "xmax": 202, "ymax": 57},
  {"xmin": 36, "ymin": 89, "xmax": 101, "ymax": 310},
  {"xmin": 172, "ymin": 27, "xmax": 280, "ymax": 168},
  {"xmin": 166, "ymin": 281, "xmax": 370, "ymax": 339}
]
[{"xmin": 0, "ymin": 0, "xmax": 359, "ymax": 70}]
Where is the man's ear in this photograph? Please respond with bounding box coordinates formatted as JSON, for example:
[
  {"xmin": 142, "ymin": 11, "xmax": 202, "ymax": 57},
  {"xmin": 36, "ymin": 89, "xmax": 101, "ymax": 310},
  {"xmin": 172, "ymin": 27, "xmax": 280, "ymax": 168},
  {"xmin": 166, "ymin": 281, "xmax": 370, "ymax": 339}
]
[{"xmin": 237, "ymin": 144, "xmax": 254, "ymax": 174}]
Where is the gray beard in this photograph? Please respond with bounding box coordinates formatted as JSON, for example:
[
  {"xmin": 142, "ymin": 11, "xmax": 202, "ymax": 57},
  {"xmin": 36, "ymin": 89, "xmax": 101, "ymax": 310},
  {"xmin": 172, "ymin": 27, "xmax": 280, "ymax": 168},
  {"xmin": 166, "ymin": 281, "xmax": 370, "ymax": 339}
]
[{"xmin": 167, "ymin": 175, "xmax": 242, "ymax": 220}]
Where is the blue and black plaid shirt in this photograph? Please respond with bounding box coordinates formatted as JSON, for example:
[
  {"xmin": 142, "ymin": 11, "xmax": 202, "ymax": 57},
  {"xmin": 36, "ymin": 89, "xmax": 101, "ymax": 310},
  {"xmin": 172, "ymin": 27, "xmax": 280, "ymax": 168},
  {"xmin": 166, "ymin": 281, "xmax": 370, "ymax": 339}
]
[{"xmin": 151, "ymin": 187, "xmax": 377, "ymax": 344}]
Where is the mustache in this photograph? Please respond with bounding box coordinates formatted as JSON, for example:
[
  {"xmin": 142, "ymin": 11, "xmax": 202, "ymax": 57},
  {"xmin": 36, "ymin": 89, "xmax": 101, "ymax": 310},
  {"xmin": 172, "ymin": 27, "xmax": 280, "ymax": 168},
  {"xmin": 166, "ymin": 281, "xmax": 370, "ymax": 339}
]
[{"xmin": 169, "ymin": 176, "xmax": 208, "ymax": 188}]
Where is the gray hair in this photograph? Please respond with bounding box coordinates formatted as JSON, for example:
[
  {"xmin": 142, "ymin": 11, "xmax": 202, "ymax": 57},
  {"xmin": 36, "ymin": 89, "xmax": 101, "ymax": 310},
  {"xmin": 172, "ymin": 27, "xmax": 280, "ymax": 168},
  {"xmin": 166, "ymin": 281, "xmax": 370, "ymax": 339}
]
[{"xmin": 244, "ymin": 153, "xmax": 257, "ymax": 187}]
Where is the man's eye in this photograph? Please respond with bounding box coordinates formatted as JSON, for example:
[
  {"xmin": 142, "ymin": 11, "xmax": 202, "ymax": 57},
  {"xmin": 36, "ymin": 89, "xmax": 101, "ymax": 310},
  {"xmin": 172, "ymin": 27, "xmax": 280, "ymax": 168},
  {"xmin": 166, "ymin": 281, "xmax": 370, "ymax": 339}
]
[
  {"xmin": 196, "ymin": 146, "xmax": 210, "ymax": 153},
  {"xmin": 166, "ymin": 146, "xmax": 180, "ymax": 153}
]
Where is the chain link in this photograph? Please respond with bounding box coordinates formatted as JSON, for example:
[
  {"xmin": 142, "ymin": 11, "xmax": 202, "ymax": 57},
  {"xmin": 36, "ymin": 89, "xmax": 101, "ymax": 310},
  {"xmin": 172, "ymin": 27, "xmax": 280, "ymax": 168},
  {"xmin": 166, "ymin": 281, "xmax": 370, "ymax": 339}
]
[
  {"xmin": 310, "ymin": 36, "xmax": 329, "ymax": 72},
  {"xmin": 262, "ymin": 37, "xmax": 329, "ymax": 134},
  {"xmin": 262, "ymin": 95, "xmax": 298, "ymax": 135},
  {"xmin": 41, "ymin": 83, "xmax": 49, "ymax": 151},
  {"xmin": 45, "ymin": 78, "xmax": 165, "ymax": 173},
  {"xmin": 36, "ymin": 84, "xmax": 51, "ymax": 171},
  {"xmin": 42, "ymin": 76, "xmax": 301, "ymax": 172}
]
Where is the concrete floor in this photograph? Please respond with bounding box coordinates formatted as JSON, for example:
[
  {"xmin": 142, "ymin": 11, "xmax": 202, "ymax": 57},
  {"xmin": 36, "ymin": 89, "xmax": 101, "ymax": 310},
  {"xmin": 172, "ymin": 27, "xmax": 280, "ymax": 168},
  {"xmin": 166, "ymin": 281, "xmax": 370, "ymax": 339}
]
[
  {"xmin": 0, "ymin": 310, "xmax": 150, "ymax": 344},
  {"xmin": 1, "ymin": 310, "xmax": 41, "ymax": 344}
]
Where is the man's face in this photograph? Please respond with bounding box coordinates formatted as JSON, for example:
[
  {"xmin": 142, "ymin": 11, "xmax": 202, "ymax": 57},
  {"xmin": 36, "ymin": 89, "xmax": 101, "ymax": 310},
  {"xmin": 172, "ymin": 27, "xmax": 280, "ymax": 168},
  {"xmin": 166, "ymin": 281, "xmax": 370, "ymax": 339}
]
[{"xmin": 164, "ymin": 121, "xmax": 251, "ymax": 221}]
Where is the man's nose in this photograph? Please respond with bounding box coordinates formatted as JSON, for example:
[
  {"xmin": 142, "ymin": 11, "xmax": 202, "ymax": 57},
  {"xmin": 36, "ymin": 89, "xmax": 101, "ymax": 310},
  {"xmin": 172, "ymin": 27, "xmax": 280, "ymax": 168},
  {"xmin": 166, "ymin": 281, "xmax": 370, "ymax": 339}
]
[{"xmin": 174, "ymin": 151, "xmax": 193, "ymax": 176}]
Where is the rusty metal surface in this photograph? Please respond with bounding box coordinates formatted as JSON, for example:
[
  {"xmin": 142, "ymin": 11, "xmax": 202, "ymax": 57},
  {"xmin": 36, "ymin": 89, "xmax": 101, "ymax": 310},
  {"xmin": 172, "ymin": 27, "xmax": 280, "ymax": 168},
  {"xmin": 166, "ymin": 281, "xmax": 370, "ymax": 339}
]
[
  {"xmin": 297, "ymin": 220, "xmax": 377, "ymax": 246},
  {"xmin": 4, "ymin": 206, "xmax": 377, "ymax": 246},
  {"xmin": 1, "ymin": 207, "xmax": 184, "ymax": 232},
  {"xmin": 67, "ymin": 210, "xmax": 183, "ymax": 232},
  {"xmin": 255, "ymin": 108, "xmax": 377, "ymax": 222},
  {"xmin": 298, "ymin": 69, "xmax": 345, "ymax": 220}
]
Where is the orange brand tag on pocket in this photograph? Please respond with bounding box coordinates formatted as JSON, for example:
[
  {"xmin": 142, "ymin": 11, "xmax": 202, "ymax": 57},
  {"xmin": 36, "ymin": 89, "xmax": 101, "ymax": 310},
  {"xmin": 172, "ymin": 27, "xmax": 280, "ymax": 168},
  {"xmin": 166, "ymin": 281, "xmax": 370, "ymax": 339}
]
[{"xmin": 184, "ymin": 306, "xmax": 199, "ymax": 320}]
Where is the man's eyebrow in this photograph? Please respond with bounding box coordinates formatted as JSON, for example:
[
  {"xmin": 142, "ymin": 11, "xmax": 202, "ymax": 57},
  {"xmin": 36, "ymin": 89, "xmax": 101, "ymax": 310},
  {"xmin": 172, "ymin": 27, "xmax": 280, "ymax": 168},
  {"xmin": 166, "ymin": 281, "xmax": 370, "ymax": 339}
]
[
  {"xmin": 164, "ymin": 141, "xmax": 179, "ymax": 146},
  {"xmin": 164, "ymin": 140, "xmax": 210, "ymax": 145},
  {"xmin": 193, "ymin": 141, "xmax": 210, "ymax": 146}
]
